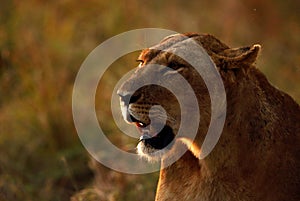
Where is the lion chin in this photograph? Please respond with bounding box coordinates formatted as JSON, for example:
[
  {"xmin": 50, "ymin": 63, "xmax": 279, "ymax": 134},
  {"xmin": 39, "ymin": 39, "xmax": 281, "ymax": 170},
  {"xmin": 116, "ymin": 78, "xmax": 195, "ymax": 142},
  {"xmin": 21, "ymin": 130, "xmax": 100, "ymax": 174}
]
[{"xmin": 136, "ymin": 142, "xmax": 169, "ymax": 162}]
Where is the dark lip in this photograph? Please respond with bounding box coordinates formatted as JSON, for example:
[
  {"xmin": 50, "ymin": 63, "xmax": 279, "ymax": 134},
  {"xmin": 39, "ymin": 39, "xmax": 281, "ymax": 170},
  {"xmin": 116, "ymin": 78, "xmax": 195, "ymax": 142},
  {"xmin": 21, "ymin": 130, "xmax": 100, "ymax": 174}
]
[
  {"xmin": 128, "ymin": 114, "xmax": 175, "ymax": 150},
  {"xmin": 139, "ymin": 125, "xmax": 175, "ymax": 150}
]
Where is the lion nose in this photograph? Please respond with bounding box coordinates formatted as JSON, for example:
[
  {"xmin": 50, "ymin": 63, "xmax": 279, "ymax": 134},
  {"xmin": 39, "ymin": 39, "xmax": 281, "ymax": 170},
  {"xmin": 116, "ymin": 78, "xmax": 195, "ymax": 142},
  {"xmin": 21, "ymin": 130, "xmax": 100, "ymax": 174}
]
[
  {"xmin": 117, "ymin": 92, "xmax": 131, "ymax": 104},
  {"xmin": 117, "ymin": 90, "xmax": 141, "ymax": 105}
]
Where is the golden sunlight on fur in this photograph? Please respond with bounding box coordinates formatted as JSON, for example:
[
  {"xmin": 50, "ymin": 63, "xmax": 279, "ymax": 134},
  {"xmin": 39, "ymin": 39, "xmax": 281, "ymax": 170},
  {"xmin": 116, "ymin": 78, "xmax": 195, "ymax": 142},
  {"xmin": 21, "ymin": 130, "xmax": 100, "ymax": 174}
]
[{"xmin": 118, "ymin": 33, "xmax": 300, "ymax": 201}]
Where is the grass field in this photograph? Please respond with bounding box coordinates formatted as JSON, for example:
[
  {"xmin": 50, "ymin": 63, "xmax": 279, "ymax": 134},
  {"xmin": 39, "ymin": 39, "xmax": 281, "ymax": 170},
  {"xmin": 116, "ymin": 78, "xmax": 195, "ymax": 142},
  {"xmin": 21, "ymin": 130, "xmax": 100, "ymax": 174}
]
[{"xmin": 0, "ymin": 0, "xmax": 299, "ymax": 200}]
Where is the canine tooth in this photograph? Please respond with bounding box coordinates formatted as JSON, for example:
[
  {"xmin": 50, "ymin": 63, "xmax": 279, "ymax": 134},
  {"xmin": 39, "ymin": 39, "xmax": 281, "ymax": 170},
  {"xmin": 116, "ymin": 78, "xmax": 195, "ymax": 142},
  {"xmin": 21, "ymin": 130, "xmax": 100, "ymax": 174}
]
[{"xmin": 139, "ymin": 134, "xmax": 151, "ymax": 141}]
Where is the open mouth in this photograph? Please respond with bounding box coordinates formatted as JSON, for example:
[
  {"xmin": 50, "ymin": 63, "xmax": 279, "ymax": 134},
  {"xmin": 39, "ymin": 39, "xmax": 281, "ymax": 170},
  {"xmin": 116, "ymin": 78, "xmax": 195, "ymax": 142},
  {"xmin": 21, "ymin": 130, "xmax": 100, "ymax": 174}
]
[{"xmin": 131, "ymin": 115, "xmax": 175, "ymax": 150}]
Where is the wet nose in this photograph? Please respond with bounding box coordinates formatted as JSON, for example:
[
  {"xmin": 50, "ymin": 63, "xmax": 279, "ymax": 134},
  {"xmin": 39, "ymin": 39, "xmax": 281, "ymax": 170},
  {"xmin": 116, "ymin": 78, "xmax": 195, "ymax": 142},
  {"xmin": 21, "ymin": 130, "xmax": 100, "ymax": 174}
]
[{"xmin": 117, "ymin": 92, "xmax": 131, "ymax": 104}]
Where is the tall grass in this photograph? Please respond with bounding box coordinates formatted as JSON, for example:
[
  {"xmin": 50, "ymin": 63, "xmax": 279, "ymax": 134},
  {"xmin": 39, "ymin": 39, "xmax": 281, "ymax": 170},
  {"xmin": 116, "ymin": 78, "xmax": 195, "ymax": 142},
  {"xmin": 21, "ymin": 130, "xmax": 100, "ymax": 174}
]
[{"xmin": 0, "ymin": 0, "xmax": 299, "ymax": 200}]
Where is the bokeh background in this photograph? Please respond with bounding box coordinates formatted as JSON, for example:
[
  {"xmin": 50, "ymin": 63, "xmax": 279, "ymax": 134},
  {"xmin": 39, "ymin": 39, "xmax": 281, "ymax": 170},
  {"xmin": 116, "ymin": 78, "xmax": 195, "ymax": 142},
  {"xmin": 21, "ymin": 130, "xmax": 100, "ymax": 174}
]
[{"xmin": 0, "ymin": 0, "xmax": 299, "ymax": 200}]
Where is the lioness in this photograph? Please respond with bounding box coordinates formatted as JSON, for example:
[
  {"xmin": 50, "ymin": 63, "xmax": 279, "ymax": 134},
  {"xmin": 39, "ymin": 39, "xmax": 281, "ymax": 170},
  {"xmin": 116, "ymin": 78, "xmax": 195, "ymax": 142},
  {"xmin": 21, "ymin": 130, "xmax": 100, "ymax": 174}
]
[{"xmin": 117, "ymin": 33, "xmax": 300, "ymax": 201}]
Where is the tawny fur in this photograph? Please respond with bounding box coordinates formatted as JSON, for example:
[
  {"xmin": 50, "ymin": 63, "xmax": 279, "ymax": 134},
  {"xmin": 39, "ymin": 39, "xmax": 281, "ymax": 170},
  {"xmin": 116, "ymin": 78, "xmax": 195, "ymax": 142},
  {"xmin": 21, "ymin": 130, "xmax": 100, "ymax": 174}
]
[{"xmin": 119, "ymin": 33, "xmax": 300, "ymax": 201}]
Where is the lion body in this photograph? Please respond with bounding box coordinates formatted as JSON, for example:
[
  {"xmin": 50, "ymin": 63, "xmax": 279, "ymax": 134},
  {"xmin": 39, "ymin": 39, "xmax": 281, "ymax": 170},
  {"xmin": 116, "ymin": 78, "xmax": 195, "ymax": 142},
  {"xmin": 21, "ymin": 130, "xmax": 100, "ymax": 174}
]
[
  {"xmin": 156, "ymin": 65, "xmax": 300, "ymax": 201},
  {"xmin": 118, "ymin": 33, "xmax": 300, "ymax": 201}
]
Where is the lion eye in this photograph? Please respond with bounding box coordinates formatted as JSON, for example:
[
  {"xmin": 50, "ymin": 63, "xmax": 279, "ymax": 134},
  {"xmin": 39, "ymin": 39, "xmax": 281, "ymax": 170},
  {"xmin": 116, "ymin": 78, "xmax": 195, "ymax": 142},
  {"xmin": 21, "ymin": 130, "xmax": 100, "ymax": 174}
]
[{"xmin": 168, "ymin": 61, "xmax": 183, "ymax": 70}]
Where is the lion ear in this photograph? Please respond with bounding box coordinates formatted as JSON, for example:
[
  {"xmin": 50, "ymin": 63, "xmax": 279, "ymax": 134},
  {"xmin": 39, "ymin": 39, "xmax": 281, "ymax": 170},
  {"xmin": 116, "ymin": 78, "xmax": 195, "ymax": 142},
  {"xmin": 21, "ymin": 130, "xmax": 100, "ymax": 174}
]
[
  {"xmin": 233, "ymin": 44, "xmax": 261, "ymax": 65},
  {"xmin": 214, "ymin": 44, "xmax": 261, "ymax": 69}
]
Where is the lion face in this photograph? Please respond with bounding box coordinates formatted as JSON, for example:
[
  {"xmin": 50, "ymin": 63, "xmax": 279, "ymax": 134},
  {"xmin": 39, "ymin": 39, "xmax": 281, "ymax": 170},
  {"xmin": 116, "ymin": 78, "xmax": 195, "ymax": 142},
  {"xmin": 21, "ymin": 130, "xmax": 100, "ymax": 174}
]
[
  {"xmin": 117, "ymin": 34, "xmax": 209, "ymax": 161},
  {"xmin": 117, "ymin": 33, "xmax": 261, "ymax": 161},
  {"xmin": 117, "ymin": 58, "xmax": 184, "ymax": 160}
]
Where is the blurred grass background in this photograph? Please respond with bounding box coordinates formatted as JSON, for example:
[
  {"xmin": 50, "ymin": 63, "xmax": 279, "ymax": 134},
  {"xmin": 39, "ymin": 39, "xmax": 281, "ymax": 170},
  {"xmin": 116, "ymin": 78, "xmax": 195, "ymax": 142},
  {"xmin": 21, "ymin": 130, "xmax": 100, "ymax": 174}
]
[{"xmin": 0, "ymin": 0, "xmax": 299, "ymax": 201}]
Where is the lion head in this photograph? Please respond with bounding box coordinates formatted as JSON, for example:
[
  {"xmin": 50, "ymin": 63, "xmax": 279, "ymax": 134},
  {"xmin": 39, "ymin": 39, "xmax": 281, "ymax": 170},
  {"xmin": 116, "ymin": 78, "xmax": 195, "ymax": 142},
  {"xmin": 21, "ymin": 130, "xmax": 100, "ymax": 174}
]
[{"xmin": 117, "ymin": 33, "xmax": 261, "ymax": 161}]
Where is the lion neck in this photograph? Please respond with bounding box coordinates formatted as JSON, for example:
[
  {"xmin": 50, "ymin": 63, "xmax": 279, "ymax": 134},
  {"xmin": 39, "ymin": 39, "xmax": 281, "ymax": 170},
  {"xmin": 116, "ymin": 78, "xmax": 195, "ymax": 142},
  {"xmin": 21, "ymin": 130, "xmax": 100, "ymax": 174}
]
[{"xmin": 172, "ymin": 68, "xmax": 277, "ymax": 178}]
